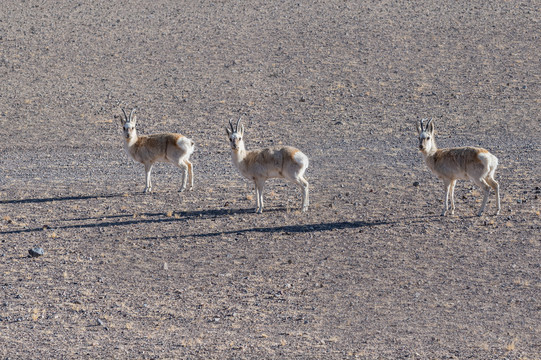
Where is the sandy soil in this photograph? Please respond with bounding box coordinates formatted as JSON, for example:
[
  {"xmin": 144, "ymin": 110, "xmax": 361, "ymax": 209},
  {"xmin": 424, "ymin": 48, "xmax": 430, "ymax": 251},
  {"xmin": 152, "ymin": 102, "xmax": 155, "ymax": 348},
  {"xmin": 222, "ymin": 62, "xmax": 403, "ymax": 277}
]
[{"xmin": 1, "ymin": 0, "xmax": 540, "ymax": 358}]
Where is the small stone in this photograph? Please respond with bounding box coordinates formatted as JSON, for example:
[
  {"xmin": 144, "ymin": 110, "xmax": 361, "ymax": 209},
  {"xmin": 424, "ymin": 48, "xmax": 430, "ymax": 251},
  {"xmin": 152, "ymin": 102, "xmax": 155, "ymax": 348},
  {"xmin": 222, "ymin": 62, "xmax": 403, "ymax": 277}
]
[
  {"xmin": 413, "ymin": 181, "xmax": 420, "ymax": 187},
  {"xmin": 28, "ymin": 247, "xmax": 44, "ymax": 257}
]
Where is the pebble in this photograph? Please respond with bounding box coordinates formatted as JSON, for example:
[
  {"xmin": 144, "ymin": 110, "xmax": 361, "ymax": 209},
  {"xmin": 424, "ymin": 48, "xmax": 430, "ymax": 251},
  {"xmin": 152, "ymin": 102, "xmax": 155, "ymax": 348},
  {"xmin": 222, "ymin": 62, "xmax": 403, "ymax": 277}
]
[
  {"xmin": 413, "ymin": 181, "xmax": 420, "ymax": 187},
  {"xmin": 28, "ymin": 247, "xmax": 44, "ymax": 257}
]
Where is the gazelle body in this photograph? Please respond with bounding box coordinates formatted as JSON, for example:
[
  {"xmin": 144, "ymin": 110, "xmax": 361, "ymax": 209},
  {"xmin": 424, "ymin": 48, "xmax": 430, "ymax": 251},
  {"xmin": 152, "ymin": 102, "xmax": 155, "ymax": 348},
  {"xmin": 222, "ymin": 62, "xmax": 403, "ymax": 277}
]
[
  {"xmin": 119, "ymin": 108, "xmax": 194, "ymax": 193},
  {"xmin": 417, "ymin": 118, "xmax": 500, "ymax": 216},
  {"xmin": 226, "ymin": 118, "xmax": 309, "ymax": 213}
]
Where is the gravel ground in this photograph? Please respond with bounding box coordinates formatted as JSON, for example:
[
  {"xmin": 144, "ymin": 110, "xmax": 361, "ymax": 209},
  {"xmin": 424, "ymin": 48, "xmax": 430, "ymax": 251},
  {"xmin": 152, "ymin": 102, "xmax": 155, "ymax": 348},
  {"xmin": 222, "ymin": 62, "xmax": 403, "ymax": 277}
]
[{"xmin": 1, "ymin": 0, "xmax": 540, "ymax": 358}]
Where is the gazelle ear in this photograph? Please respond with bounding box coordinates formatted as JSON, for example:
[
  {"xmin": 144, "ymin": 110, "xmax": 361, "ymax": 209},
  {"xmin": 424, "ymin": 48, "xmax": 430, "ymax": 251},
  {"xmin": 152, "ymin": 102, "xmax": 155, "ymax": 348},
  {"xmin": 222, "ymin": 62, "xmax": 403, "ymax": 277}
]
[
  {"xmin": 131, "ymin": 114, "xmax": 137, "ymax": 125},
  {"xmin": 427, "ymin": 118, "xmax": 434, "ymax": 133}
]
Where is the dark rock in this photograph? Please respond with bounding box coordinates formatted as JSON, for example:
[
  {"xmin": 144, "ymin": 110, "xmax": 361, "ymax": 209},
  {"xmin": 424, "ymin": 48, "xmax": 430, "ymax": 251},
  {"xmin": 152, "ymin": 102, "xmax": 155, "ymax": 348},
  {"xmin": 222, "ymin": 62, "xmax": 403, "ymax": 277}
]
[
  {"xmin": 413, "ymin": 181, "xmax": 420, "ymax": 187},
  {"xmin": 28, "ymin": 247, "xmax": 44, "ymax": 257}
]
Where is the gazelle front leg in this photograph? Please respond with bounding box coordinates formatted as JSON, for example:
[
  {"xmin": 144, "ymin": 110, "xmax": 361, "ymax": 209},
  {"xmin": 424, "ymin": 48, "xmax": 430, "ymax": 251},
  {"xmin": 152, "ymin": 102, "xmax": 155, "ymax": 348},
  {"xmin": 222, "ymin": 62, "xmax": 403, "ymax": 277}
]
[
  {"xmin": 144, "ymin": 163, "xmax": 153, "ymax": 193},
  {"xmin": 449, "ymin": 179, "xmax": 457, "ymax": 215},
  {"xmin": 255, "ymin": 179, "xmax": 265, "ymax": 214},
  {"xmin": 441, "ymin": 179, "xmax": 451, "ymax": 216}
]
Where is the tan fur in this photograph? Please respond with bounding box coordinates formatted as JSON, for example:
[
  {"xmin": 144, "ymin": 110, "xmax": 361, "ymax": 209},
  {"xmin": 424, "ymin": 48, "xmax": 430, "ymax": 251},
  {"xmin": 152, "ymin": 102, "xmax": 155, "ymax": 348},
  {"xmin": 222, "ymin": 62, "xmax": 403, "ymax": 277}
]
[
  {"xmin": 120, "ymin": 109, "xmax": 194, "ymax": 193},
  {"xmin": 427, "ymin": 147, "xmax": 486, "ymax": 180},
  {"xmin": 128, "ymin": 134, "xmax": 185, "ymax": 163},
  {"xmin": 226, "ymin": 121, "xmax": 309, "ymax": 213},
  {"xmin": 417, "ymin": 119, "xmax": 500, "ymax": 216}
]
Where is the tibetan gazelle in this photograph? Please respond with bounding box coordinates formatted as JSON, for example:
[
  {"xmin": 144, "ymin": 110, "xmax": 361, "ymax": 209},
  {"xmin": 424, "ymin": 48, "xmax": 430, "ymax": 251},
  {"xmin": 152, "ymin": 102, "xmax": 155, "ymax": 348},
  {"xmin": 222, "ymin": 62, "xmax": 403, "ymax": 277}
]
[
  {"xmin": 226, "ymin": 117, "xmax": 309, "ymax": 214},
  {"xmin": 118, "ymin": 108, "xmax": 194, "ymax": 193},
  {"xmin": 417, "ymin": 118, "xmax": 500, "ymax": 216}
]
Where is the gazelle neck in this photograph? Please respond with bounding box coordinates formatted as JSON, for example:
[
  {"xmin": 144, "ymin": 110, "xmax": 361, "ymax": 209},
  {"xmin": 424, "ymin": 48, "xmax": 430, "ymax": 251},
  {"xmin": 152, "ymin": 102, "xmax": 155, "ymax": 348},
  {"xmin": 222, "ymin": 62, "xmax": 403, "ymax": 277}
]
[
  {"xmin": 422, "ymin": 139, "xmax": 438, "ymax": 158},
  {"xmin": 125, "ymin": 131, "xmax": 138, "ymax": 148},
  {"xmin": 231, "ymin": 142, "xmax": 247, "ymax": 165}
]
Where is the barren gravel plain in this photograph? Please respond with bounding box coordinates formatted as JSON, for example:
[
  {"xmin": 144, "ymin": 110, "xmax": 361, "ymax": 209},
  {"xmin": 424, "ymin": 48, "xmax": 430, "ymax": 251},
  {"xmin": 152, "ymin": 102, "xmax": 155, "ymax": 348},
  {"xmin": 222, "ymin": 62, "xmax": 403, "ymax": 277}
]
[{"xmin": 1, "ymin": 0, "xmax": 540, "ymax": 359}]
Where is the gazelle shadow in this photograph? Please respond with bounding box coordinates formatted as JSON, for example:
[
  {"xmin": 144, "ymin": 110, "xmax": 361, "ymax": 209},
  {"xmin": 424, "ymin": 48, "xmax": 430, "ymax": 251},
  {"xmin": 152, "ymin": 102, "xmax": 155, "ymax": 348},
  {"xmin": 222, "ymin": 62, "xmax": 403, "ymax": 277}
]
[
  {"xmin": 0, "ymin": 193, "xmax": 125, "ymax": 205},
  {"xmin": 0, "ymin": 206, "xmax": 278, "ymax": 235}
]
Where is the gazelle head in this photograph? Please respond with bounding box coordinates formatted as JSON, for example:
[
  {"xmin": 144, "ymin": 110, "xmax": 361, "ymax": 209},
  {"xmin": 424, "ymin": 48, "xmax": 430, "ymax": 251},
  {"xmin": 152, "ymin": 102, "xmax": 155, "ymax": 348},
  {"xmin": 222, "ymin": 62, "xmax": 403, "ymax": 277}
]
[
  {"xmin": 417, "ymin": 118, "xmax": 436, "ymax": 154},
  {"xmin": 225, "ymin": 116, "xmax": 244, "ymax": 151},
  {"xmin": 119, "ymin": 108, "xmax": 137, "ymax": 140}
]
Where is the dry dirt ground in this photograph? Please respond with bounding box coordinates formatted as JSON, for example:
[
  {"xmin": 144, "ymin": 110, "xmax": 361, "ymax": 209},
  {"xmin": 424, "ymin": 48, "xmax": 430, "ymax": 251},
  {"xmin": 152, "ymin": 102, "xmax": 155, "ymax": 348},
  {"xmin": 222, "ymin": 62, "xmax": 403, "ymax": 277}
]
[{"xmin": 1, "ymin": 1, "xmax": 540, "ymax": 359}]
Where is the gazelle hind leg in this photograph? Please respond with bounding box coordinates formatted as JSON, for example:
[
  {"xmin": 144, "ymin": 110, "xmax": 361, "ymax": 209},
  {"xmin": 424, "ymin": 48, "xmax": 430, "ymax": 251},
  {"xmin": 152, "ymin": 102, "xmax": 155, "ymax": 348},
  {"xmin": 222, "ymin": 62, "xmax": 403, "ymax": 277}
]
[
  {"xmin": 285, "ymin": 170, "xmax": 309, "ymax": 212},
  {"xmin": 486, "ymin": 176, "xmax": 500, "ymax": 215},
  {"xmin": 473, "ymin": 178, "xmax": 492, "ymax": 216},
  {"xmin": 185, "ymin": 159, "xmax": 194, "ymax": 191},
  {"xmin": 297, "ymin": 176, "xmax": 309, "ymax": 212},
  {"xmin": 254, "ymin": 183, "xmax": 260, "ymax": 212},
  {"xmin": 176, "ymin": 161, "xmax": 189, "ymax": 192}
]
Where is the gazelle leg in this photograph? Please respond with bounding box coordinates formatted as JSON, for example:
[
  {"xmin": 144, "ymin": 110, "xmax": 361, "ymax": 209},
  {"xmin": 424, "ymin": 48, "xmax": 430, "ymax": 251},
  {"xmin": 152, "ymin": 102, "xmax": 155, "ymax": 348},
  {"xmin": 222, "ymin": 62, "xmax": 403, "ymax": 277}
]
[
  {"xmin": 442, "ymin": 179, "xmax": 451, "ymax": 216},
  {"xmin": 449, "ymin": 179, "xmax": 457, "ymax": 215},
  {"xmin": 255, "ymin": 180, "xmax": 265, "ymax": 213},
  {"xmin": 486, "ymin": 177, "xmax": 500, "ymax": 215},
  {"xmin": 185, "ymin": 160, "xmax": 194, "ymax": 191},
  {"xmin": 474, "ymin": 178, "xmax": 491, "ymax": 216},
  {"xmin": 177, "ymin": 162, "xmax": 189, "ymax": 192},
  {"xmin": 144, "ymin": 164, "xmax": 153, "ymax": 193},
  {"xmin": 254, "ymin": 182, "xmax": 260, "ymax": 211},
  {"xmin": 294, "ymin": 176, "xmax": 309, "ymax": 212}
]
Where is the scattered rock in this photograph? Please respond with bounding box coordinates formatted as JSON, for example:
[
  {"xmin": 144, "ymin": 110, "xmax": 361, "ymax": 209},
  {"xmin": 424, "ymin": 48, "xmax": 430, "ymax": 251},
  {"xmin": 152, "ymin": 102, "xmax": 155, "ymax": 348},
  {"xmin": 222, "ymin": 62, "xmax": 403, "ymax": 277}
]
[
  {"xmin": 28, "ymin": 247, "xmax": 44, "ymax": 257},
  {"xmin": 413, "ymin": 181, "xmax": 420, "ymax": 187}
]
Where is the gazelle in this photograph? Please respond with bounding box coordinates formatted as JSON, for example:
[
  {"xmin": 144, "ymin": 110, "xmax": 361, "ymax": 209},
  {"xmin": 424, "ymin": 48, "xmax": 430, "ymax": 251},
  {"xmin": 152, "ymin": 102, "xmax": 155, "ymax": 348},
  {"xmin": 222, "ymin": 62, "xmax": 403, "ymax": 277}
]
[
  {"xmin": 118, "ymin": 108, "xmax": 194, "ymax": 193},
  {"xmin": 417, "ymin": 118, "xmax": 500, "ymax": 216},
  {"xmin": 226, "ymin": 117, "xmax": 309, "ymax": 213}
]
